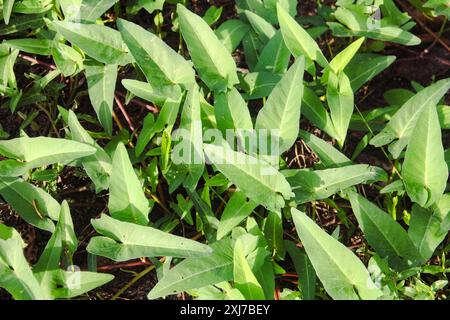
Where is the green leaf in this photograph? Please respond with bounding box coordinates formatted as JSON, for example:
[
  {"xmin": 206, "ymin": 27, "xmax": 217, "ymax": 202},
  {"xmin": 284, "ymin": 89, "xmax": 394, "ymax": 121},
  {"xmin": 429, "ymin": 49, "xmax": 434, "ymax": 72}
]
[
  {"xmin": 0, "ymin": 224, "xmax": 48, "ymax": 300},
  {"xmin": 177, "ymin": 4, "xmax": 238, "ymax": 92},
  {"xmin": 215, "ymin": 19, "xmax": 250, "ymax": 53},
  {"xmin": 78, "ymin": 0, "xmax": 119, "ymax": 22},
  {"xmin": 344, "ymin": 54, "xmax": 396, "ymax": 92},
  {"xmin": 255, "ymin": 56, "xmax": 305, "ymax": 155},
  {"xmin": 0, "ymin": 177, "xmax": 59, "ymax": 232},
  {"xmin": 117, "ymin": 18, "xmax": 195, "ymax": 87},
  {"xmin": 244, "ymin": 10, "xmax": 276, "ymax": 44},
  {"xmin": 0, "ymin": 136, "xmax": 96, "ymax": 174},
  {"xmin": 52, "ymin": 42, "xmax": 83, "ymax": 77},
  {"xmin": 370, "ymin": 78, "xmax": 450, "ymax": 158},
  {"xmin": 301, "ymin": 87, "xmax": 339, "ymax": 140},
  {"xmin": 240, "ymin": 71, "xmax": 282, "ymax": 99},
  {"xmin": 402, "ymin": 105, "xmax": 448, "ymax": 208},
  {"xmin": 348, "ymin": 191, "xmax": 421, "ymax": 269},
  {"xmin": 87, "ymin": 214, "xmax": 212, "ymax": 261},
  {"xmin": 277, "ymin": 3, "xmax": 328, "ymax": 67},
  {"xmin": 85, "ymin": 62, "xmax": 117, "ymax": 135},
  {"xmin": 41, "ymin": 269, "xmax": 114, "ymax": 299},
  {"xmin": 285, "ymin": 240, "xmax": 316, "ymax": 300},
  {"xmin": 326, "ymin": 71, "xmax": 354, "ymax": 145},
  {"xmin": 255, "ymin": 31, "xmax": 291, "ymax": 74},
  {"xmin": 322, "ymin": 37, "xmax": 365, "ymax": 82},
  {"xmin": 148, "ymin": 239, "xmax": 233, "ymax": 299},
  {"xmin": 34, "ymin": 201, "xmax": 77, "ymax": 288},
  {"xmin": 298, "ymin": 129, "xmax": 352, "ymax": 168},
  {"xmin": 330, "ymin": 8, "xmax": 420, "ymax": 46},
  {"xmin": 67, "ymin": 110, "xmax": 112, "ymax": 192},
  {"xmin": 108, "ymin": 142, "xmax": 150, "ymax": 225},
  {"xmin": 172, "ymin": 86, "xmax": 205, "ymax": 191},
  {"xmin": 233, "ymin": 237, "xmax": 265, "ymax": 299},
  {"xmin": 214, "ymin": 87, "xmax": 253, "ymax": 145},
  {"xmin": 0, "ymin": 14, "xmax": 45, "ymax": 36},
  {"xmin": 291, "ymin": 208, "xmax": 383, "ymax": 300},
  {"xmin": 204, "ymin": 143, "xmax": 293, "ymax": 211},
  {"xmin": 283, "ymin": 164, "xmax": 387, "ymax": 204},
  {"xmin": 242, "ymin": 30, "xmax": 263, "ymax": 71},
  {"xmin": 203, "ymin": 5, "xmax": 223, "ymax": 25},
  {"xmin": 217, "ymin": 191, "xmax": 257, "ymax": 240},
  {"xmin": 52, "ymin": 20, "xmax": 131, "ymax": 65},
  {"xmin": 408, "ymin": 196, "xmax": 450, "ymax": 263},
  {"xmin": 2, "ymin": 0, "xmax": 15, "ymax": 25},
  {"xmin": 4, "ymin": 39, "xmax": 52, "ymax": 55},
  {"xmin": 122, "ymin": 79, "xmax": 182, "ymax": 107},
  {"xmin": 135, "ymin": 97, "xmax": 181, "ymax": 157},
  {"xmin": 263, "ymin": 211, "xmax": 285, "ymax": 260}
]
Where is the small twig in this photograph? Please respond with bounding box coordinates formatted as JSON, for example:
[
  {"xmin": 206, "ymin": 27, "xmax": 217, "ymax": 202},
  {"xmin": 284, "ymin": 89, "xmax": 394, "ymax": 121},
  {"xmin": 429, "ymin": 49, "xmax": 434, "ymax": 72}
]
[
  {"xmin": 97, "ymin": 259, "xmax": 152, "ymax": 271},
  {"xmin": 396, "ymin": 0, "xmax": 450, "ymax": 53},
  {"xmin": 111, "ymin": 258, "xmax": 164, "ymax": 300},
  {"xmin": 18, "ymin": 54, "xmax": 57, "ymax": 70},
  {"xmin": 116, "ymin": 91, "xmax": 159, "ymax": 114},
  {"xmin": 114, "ymin": 95, "xmax": 135, "ymax": 132}
]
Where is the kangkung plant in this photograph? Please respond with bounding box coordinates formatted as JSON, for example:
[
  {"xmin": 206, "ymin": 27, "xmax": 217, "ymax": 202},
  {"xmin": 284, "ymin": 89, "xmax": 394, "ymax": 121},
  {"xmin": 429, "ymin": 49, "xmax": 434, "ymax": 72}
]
[{"xmin": 0, "ymin": 0, "xmax": 449, "ymax": 300}]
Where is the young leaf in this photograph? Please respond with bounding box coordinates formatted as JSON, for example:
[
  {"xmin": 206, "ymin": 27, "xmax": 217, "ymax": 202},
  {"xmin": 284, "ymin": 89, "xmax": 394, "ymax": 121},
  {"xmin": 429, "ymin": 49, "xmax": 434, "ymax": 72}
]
[
  {"xmin": 402, "ymin": 105, "xmax": 448, "ymax": 208},
  {"xmin": 233, "ymin": 237, "xmax": 265, "ymax": 299},
  {"xmin": 122, "ymin": 79, "xmax": 182, "ymax": 107},
  {"xmin": 108, "ymin": 143, "xmax": 150, "ymax": 225},
  {"xmin": 67, "ymin": 110, "xmax": 112, "ymax": 192},
  {"xmin": 328, "ymin": 37, "xmax": 365, "ymax": 75},
  {"xmin": 177, "ymin": 4, "xmax": 238, "ymax": 92},
  {"xmin": 52, "ymin": 21, "xmax": 132, "ymax": 65},
  {"xmin": 148, "ymin": 239, "xmax": 233, "ymax": 299},
  {"xmin": 326, "ymin": 71, "xmax": 354, "ymax": 145},
  {"xmin": 117, "ymin": 18, "xmax": 195, "ymax": 87},
  {"xmin": 33, "ymin": 201, "xmax": 77, "ymax": 289},
  {"xmin": 263, "ymin": 211, "xmax": 285, "ymax": 260},
  {"xmin": 171, "ymin": 86, "xmax": 205, "ymax": 191},
  {"xmin": 204, "ymin": 143, "xmax": 293, "ymax": 211},
  {"xmin": 370, "ymin": 78, "xmax": 450, "ymax": 158},
  {"xmin": 284, "ymin": 164, "xmax": 387, "ymax": 204},
  {"xmin": 85, "ymin": 62, "xmax": 117, "ymax": 135},
  {"xmin": 255, "ymin": 56, "xmax": 305, "ymax": 155},
  {"xmin": 135, "ymin": 97, "xmax": 181, "ymax": 157},
  {"xmin": 291, "ymin": 208, "xmax": 383, "ymax": 300},
  {"xmin": 348, "ymin": 191, "xmax": 421, "ymax": 269},
  {"xmin": 217, "ymin": 191, "xmax": 257, "ymax": 240},
  {"xmin": 277, "ymin": 3, "xmax": 328, "ymax": 67},
  {"xmin": 244, "ymin": 10, "xmax": 276, "ymax": 44}
]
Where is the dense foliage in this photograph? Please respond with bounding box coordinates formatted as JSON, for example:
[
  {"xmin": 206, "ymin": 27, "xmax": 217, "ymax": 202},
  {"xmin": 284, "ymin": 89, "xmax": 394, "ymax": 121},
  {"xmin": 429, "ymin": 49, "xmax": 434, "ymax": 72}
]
[{"xmin": 0, "ymin": 0, "xmax": 449, "ymax": 300}]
